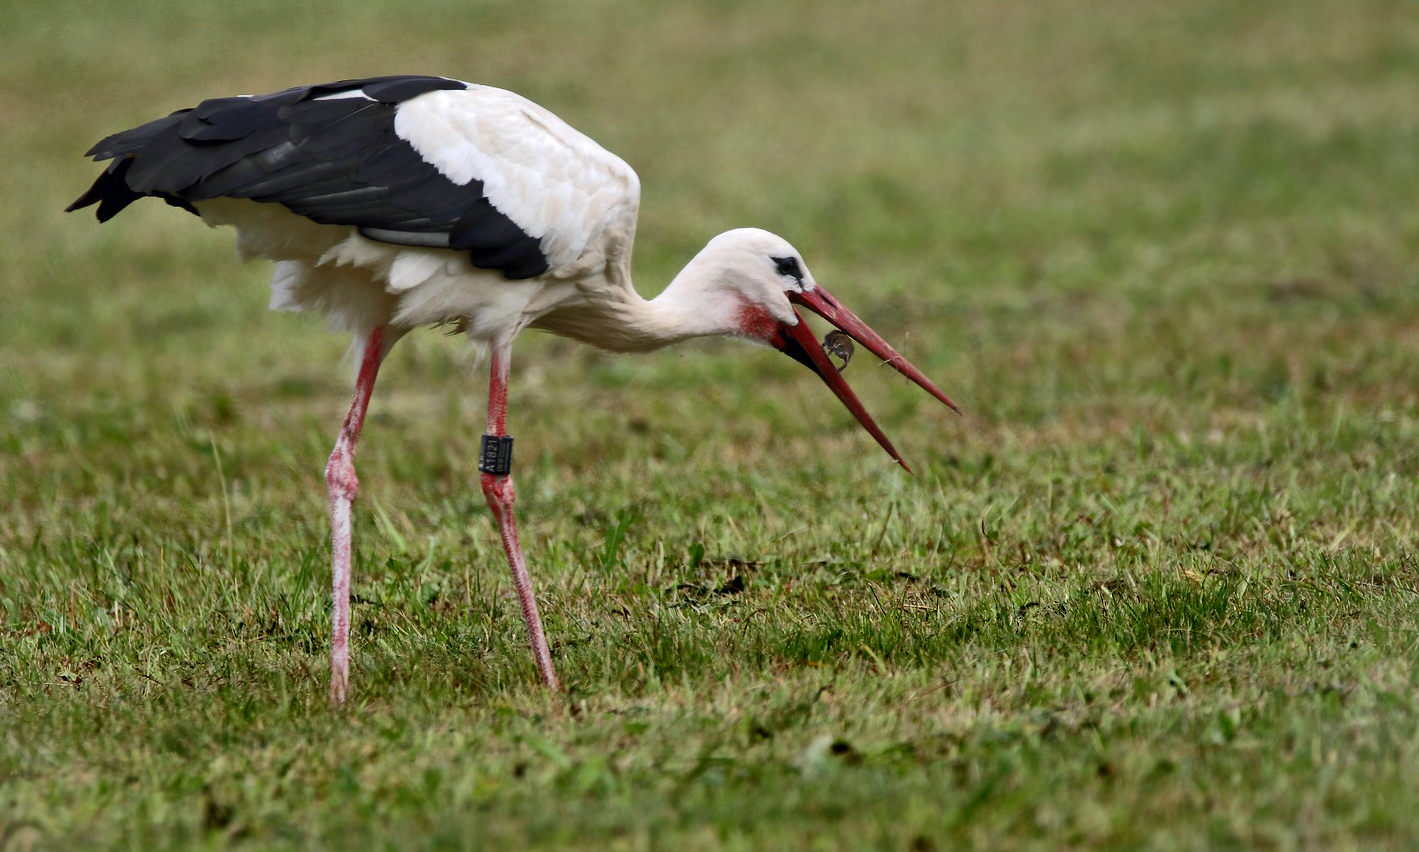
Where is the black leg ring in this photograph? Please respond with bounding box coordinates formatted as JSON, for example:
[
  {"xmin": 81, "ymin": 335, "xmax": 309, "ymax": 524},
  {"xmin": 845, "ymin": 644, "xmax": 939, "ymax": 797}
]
[{"xmin": 479, "ymin": 435, "xmax": 514, "ymax": 475}]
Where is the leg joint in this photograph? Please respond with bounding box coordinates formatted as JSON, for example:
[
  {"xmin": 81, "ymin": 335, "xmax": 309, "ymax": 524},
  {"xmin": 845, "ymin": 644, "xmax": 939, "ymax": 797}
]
[{"xmin": 326, "ymin": 442, "xmax": 358, "ymax": 501}]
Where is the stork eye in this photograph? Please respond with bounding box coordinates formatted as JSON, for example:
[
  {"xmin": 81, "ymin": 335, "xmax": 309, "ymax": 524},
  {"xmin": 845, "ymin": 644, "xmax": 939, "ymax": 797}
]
[{"xmin": 771, "ymin": 255, "xmax": 802, "ymax": 281}]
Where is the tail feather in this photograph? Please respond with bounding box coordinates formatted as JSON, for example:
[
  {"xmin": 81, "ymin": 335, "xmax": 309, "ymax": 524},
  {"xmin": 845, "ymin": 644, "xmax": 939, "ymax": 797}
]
[
  {"xmin": 66, "ymin": 110, "xmax": 197, "ymax": 221},
  {"xmin": 66, "ymin": 157, "xmax": 198, "ymax": 221}
]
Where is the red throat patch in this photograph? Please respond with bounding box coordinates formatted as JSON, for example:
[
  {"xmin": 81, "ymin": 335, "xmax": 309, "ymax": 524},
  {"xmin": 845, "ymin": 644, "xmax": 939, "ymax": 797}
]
[{"xmin": 734, "ymin": 301, "xmax": 787, "ymax": 341}]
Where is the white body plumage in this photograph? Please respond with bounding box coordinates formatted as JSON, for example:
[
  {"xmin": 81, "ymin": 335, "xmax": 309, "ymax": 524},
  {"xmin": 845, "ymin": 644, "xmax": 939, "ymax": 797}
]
[{"xmin": 193, "ymin": 83, "xmax": 644, "ymax": 354}]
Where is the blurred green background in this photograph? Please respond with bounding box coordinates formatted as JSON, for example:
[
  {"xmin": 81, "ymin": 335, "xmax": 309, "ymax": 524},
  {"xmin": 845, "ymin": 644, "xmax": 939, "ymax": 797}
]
[{"xmin": 4, "ymin": 0, "xmax": 1419, "ymax": 849}]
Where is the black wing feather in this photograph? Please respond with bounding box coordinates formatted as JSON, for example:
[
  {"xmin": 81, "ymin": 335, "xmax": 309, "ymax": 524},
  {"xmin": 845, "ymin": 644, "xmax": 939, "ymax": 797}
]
[{"xmin": 67, "ymin": 75, "xmax": 551, "ymax": 280}]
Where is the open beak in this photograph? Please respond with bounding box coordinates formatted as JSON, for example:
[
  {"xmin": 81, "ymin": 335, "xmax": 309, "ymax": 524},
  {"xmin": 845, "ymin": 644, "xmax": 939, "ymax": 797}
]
[{"xmin": 768, "ymin": 285, "xmax": 960, "ymax": 472}]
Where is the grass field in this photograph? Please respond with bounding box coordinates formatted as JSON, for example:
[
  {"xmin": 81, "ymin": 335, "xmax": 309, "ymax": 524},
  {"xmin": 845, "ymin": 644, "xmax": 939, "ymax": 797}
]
[{"xmin": 4, "ymin": 0, "xmax": 1419, "ymax": 848}]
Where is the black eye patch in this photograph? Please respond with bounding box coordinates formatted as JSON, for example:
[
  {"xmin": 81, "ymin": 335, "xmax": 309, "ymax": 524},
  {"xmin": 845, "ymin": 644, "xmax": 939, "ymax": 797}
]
[{"xmin": 771, "ymin": 255, "xmax": 803, "ymax": 280}]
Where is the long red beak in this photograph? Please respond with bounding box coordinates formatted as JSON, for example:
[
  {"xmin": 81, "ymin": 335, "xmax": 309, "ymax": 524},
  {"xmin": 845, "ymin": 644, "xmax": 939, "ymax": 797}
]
[{"xmin": 768, "ymin": 284, "xmax": 960, "ymax": 472}]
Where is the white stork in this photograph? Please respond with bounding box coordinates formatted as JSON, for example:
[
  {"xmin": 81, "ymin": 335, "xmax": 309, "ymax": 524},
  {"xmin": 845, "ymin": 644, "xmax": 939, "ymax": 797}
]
[{"xmin": 68, "ymin": 75, "xmax": 960, "ymax": 702}]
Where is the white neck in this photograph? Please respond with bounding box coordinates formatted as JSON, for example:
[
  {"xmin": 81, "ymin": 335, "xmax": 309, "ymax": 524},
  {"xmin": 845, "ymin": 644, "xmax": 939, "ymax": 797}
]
[
  {"xmin": 529, "ymin": 228, "xmax": 802, "ymax": 353},
  {"xmin": 532, "ymin": 259, "xmax": 760, "ymax": 353}
]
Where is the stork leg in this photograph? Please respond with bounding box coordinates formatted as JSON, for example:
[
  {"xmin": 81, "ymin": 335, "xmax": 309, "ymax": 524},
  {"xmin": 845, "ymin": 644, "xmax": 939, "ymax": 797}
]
[
  {"xmin": 326, "ymin": 326, "xmax": 390, "ymax": 704},
  {"xmin": 481, "ymin": 343, "xmax": 560, "ymax": 689}
]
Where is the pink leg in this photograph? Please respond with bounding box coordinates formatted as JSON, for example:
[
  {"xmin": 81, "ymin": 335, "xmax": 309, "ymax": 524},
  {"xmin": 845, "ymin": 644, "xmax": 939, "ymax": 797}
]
[
  {"xmin": 326, "ymin": 327, "xmax": 389, "ymax": 704},
  {"xmin": 480, "ymin": 343, "xmax": 560, "ymax": 689}
]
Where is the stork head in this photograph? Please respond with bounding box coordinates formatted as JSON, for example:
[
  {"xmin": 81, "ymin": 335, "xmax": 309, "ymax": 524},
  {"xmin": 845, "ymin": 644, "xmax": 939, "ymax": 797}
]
[{"xmin": 673, "ymin": 228, "xmax": 961, "ymax": 471}]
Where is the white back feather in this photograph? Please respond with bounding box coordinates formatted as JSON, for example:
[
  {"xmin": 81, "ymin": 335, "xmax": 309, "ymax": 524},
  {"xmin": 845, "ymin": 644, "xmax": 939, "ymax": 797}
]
[{"xmin": 394, "ymin": 85, "xmax": 641, "ymax": 275}]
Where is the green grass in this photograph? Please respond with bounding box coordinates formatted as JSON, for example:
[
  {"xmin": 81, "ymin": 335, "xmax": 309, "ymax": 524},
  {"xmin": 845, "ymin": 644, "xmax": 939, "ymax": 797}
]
[{"xmin": 4, "ymin": 0, "xmax": 1419, "ymax": 848}]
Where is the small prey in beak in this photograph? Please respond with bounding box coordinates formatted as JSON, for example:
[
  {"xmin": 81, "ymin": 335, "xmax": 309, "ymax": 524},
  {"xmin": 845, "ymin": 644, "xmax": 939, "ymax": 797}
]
[
  {"xmin": 768, "ymin": 284, "xmax": 960, "ymax": 472},
  {"xmin": 822, "ymin": 330, "xmax": 854, "ymax": 372}
]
